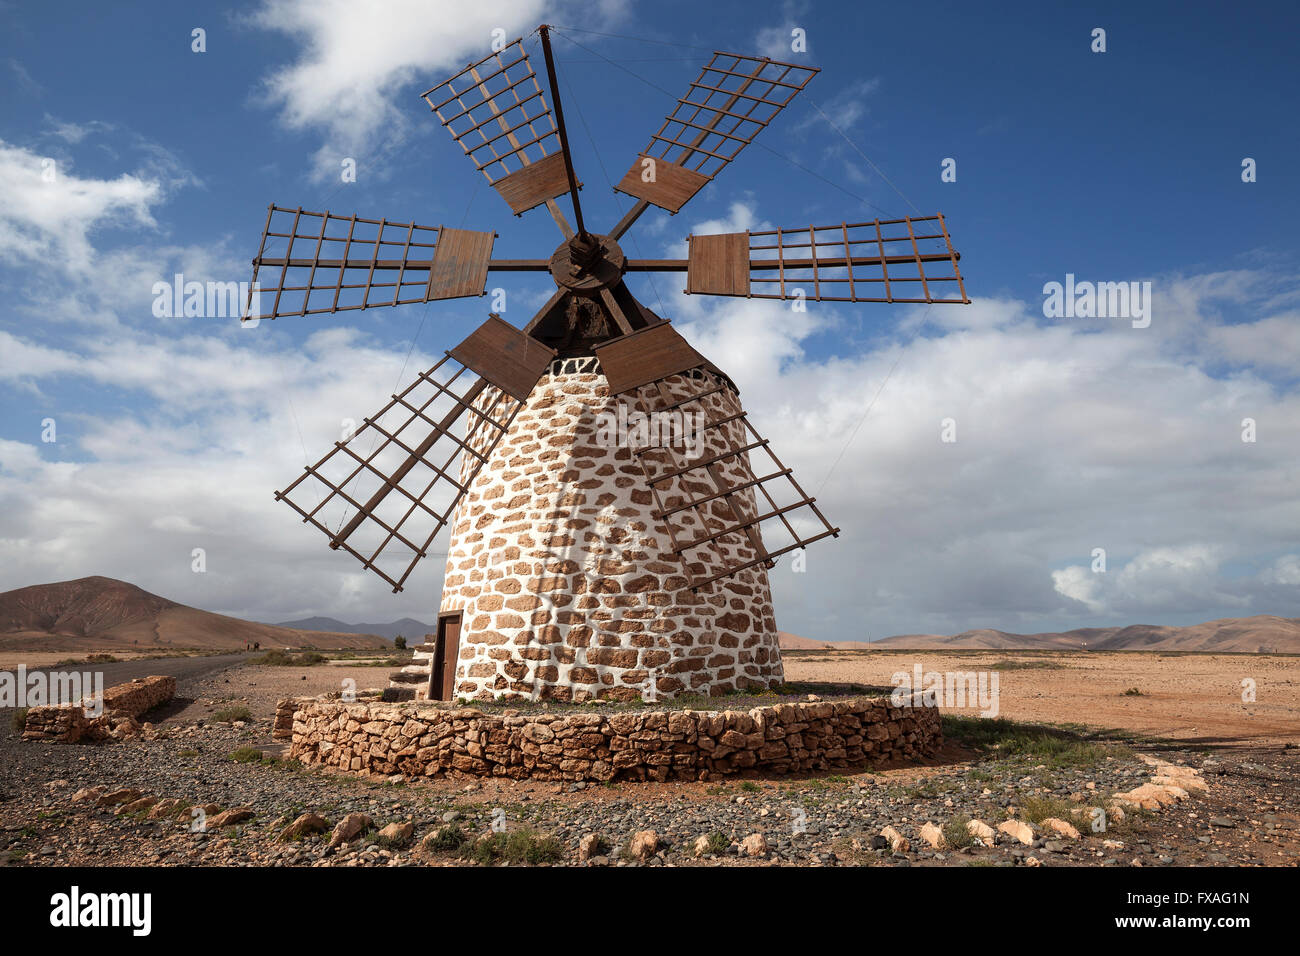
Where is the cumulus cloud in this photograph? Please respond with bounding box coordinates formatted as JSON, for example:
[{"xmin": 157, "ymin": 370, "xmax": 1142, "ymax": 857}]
[
  {"xmin": 0, "ymin": 140, "xmax": 163, "ymax": 274},
  {"xmin": 245, "ymin": 0, "xmax": 630, "ymax": 181},
  {"xmin": 1052, "ymin": 545, "xmax": 1252, "ymax": 616}
]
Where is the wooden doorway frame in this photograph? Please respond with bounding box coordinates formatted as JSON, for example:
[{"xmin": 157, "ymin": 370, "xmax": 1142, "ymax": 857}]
[{"xmin": 429, "ymin": 610, "xmax": 463, "ymax": 701}]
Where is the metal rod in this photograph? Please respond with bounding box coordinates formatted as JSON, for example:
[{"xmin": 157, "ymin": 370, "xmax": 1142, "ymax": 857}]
[{"xmin": 538, "ymin": 24, "xmax": 587, "ymax": 239}]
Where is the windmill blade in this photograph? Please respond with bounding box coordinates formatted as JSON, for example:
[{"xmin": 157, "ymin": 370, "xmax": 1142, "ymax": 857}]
[
  {"xmin": 275, "ymin": 315, "xmax": 555, "ymax": 592},
  {"xmin": 614, "ymin": 52, "xmax": 819, "ymax": 216},
  {"xmin": 681, "ymin": 214, "xmax": 970, "ymax": 304},
  {"xmin": 246, "ymin": 205, "xmax": 513, "ymax": 321},
  {"xmin": 593, "ymin": 322, "xmax": 838, "ymax": 592},
  {"xmin": 420, "ymin": 37, "xmax": 573, "ymax": 217}
]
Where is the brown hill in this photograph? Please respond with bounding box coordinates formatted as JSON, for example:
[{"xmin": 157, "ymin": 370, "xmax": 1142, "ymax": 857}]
[
  {"xmin": 0, "ymin": 576, "xmax": 389, "ymax": 651},
  {"xmin": 866, "ymin": 615, "xmax": 1300, "ymax": 653},
  {"xmin": 777, "ymin": 631, "xmax": 836, "ymax": 650}
]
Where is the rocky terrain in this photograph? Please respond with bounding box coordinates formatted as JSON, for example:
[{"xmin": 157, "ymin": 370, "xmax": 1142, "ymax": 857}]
[
  {"xmin": 1, "ymin": 703, "xmax": 1295, "ymax": 867},
  {"xmin": 1, "ymin": 650, "xmax": 1295, "ymax": 868}
]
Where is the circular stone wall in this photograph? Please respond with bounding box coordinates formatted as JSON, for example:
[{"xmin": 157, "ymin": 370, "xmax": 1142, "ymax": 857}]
[{"xmin": 285, "ymin": 693, "xmax": 943, "ymax": 781}]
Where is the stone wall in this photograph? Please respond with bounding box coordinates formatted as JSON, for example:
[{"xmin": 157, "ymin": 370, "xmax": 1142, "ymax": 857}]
[
  {"xmin": 101, "ymin": 675, "xmax": 176, "ymax": 718},
  {"xmin": 287, "ymin": 693, "xmax": 941, "ymax": 782},
  {"xmin": 272, "ymin": 697, "xmax": 298, "ymax": 740},
  {"xmin": 435, "ymin": 357, "xmax": 783, "ymax": 703},
  {"xmin": 23, "ymin": 675, "xmax": 175, "ymax": 743}
]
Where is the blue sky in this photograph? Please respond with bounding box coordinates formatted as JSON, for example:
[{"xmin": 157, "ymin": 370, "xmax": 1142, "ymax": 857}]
[{"xmin": 1, "ymin": 0, "xmax": 1297, "ymax": 639}]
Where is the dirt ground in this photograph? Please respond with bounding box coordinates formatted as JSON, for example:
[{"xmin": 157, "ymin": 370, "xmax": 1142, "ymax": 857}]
[
  {"xmin": 164, "ymin": 662, "xmax": 395, "ymax": 724},
  {"xmin": 783, "ymin": 650, "xmax": 1300, "ymax": 748},
  {"xmin": 2, "ymin": 648, "xmax": 1297, "ymax": 868}
]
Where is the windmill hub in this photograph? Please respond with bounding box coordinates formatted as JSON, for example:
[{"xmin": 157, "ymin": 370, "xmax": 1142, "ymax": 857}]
[{"xmin": 548, "ymin": 232, "xmax": 625, "ymax": 294}]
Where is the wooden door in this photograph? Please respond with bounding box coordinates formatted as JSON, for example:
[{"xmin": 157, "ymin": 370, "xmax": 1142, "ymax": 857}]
[{"xmin": 431, "ymin": 611, "xmax": 462, "ymax": 701}]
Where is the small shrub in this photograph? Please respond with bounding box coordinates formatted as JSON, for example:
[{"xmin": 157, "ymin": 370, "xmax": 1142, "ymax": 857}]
[
  {"xmin": 178, "ymin": 749, "xmax": 199, "ymax": 758},
  {"xmin": 213, "ymin": 706, "xmax": 253, "ymax": 723},
  {"xmin": 11, "ymin": 708, "xmax": 28, "ymax": 732},
  {"xmin": 942, "ymin": 815, "xmax": 977, "ymax": 849},
  {"xmin": 250, "ymin": 649, "xmax": 292, "ymax": 666},
  {"xmin": 229, "ymin": 746, "xmax": 265, "ymax": 763},
  {"xmin": 1020, "ymin": 796, "xmax": 1074, "ymax": 825},
  {"xmin": 704, "ymin": 832, "xmax": 730, "ymax": 855},
  {"xmin": 376, "ymin": 830, "xmax": 413, "ymax": 850},
  {"xmin": 250, "ymin": 650, "xmax": 326, "ymax": 666},
  {"xmin": 1122, "ymin": 687, "xmax": 1143, "ymax": 697},
  {"xmin": 463, "ymin": 829, "xmax": 563, "ymax": 865},
  {"xmin": 426, "ymin": 824, "xmax": 470, "ymax": 852}
]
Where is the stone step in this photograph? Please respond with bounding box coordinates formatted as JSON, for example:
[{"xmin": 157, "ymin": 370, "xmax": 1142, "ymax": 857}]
[{"xmin": 388, "ymin": 671, "xmax": 428, "ymax": 685}]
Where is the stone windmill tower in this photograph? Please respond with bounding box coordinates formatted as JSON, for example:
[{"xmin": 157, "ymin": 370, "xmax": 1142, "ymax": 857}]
[{"xmin": 246, "ymin": 27, "xmax": 969, "ymax": 702}]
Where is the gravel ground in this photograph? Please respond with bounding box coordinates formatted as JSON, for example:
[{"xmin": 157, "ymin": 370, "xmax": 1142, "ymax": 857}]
[
  {"xmin": 1, "ymin": 654, "xmax": 1295, "ymax": 868},
  {"xmin": 1, "ymin": 711, "xmax": 1295, "ymax": 867}
]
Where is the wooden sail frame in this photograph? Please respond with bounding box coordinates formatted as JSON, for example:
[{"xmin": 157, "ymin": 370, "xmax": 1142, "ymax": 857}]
[
  {"xmin": 274, "ymin": 317, "xmax": 554, "ymax": 592},
  {"xmin": 247, "ymin": 206, "xmax": 497, "ymax": 320},
  {"xmin": 616, "ymin": 51, "xmax": 819, "ymax": 214},
  {"xmin": 684, "ymin": 215, "xmax": 970, "ymax": 303},
  {"xmin": 420, "ymin": 37, "xmax": 572, "ymax": 215}
]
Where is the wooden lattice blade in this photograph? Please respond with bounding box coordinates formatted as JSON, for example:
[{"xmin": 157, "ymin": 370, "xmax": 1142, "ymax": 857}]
[
  {"xmin": 420, "ymin": 36, "xmax": 568, "ymax": 215},
  {"xmin": 594, "ymin": 323, "xmax": 838, "ymax": 591},
  {"xmin": 615, "ymin": 51, "xmax": 818, "ymax": 215},
  {"xmin": 246, "ymin": 205, "xmax": 502, "ymax": 321},
  {"xmin": 274, "ymin": 316, "xmax": 554, "ymax": 592},
  {"xmin": 681, "ymin": 215, "xmax": 970, "ymax": 304}
]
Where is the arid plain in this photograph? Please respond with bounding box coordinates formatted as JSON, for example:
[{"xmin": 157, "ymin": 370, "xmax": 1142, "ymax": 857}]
[{"xmin": 783, "ymin": 649, "xmax": 1300, "ymax": 749}]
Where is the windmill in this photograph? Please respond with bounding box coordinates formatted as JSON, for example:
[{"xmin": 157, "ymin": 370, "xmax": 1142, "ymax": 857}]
[{"xmin": 245, "ymin": 26, "xmax": 969, "ymax": 703}]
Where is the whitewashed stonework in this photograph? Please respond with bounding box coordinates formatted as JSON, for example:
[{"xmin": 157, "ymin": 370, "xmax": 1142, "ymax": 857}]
[{"xmin": 425, "ymin": 355, "xmax": 782, "ymax": 702}]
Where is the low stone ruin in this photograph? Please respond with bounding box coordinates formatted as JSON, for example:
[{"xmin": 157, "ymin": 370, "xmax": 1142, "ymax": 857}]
[{"xmin": 22, "ymin": 675, "xmax": 176, "ymax": 743}]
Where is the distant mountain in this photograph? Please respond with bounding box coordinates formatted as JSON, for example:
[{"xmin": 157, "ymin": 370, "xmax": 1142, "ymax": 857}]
[
  {"xmin": 276, "ymin": 616, "xmax": 432, "ymax": 643},
  {"xmin": 0, "ymin": 576, "xmax": 389, "ymax": 651},
  {"xmin": 864, "ymin": 615, "xmax": 1300, "ymax": 653}
]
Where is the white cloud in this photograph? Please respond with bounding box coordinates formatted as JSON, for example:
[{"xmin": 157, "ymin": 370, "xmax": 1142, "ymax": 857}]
[
  {"xmin": 754, "ymin": 0, "xmax": 812, "ymax": 59},
  {"xmin": 42, "ymin": 115, "xmax": 115, "ymax": 144},
  {"xmin": 246, "ymin": 0, "xmax": 630, "ymax": 181},
  {"xmin": 1208, "ymin": 313, "xmax": 1300, "ymax": 371},
  {"xmin": 663, "ymin": 266, "xmax": 1300, "ymax": 638},
  {"xmin": 1052, "ymin": 545, "xmax": 1250, "ymax": 615},
  {"xmin": 1262, "ymin": 554, "xmax": 1300, "ymax": 587},
  {"xmin": 0, "ymin": 140, "xmax": 163, "ymax": 274}
]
